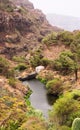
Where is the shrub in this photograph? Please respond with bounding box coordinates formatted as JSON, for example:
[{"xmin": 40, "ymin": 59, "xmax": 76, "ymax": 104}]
[
  {"xmin": 70, "ymin": 38, "xmax": 80, "ymax": 58},
  {"xmin": 59, "ymin": 125, "xmax": 71, "ymax": 130},
  {"xmin": 6, "ymin": 69, "xmax": 16, "ymax": 78},
  {"xmin": 0, "ymin": 126, "xmax": 6, "ymax": 130},
  {"xmin": 30, "ymin": 55, "xmax": 41, "ymax": 67},
  {"xmin": 0, "ymin": 56, "xmax": 10, "ymax": 77},
  {"xmin": 42, "ymin": 32, "xmax": 58, "ymax": 46},
  {"xmin": 7, "ymin": 121, "xmax": 19, "ymax": 130},
  {"xmin": 46, "ymin": 78, "xmax": 63, "ymax": 95},
  {"xmin": 49, "ymin": 91, "xmax": 80, "ymax": 127},
  {"xmin": 37, "ymin": 76, "xmax": 47, "ymax": 84},
  {"xmin": 30, "ymin": 51, "xmax": 43, "ymax": 67},
  {"xmin": 37, "ymin": 70, "xmax": 54, "ymax": 85},
  {"xmin": 0, "ymin": 57, "xmax": 17, "ymax": 78},
  {"xmin": 74, "ymin": 31, "xmax": 80, "ymax": 40},
  {"xmin": 6, "ymin": 5, "xmax": 13, "ymax": 12},
  {"xmin": 12, "ymin": 56, "xmax": 25, "ymax": 63},
  {"xmin": 8, "ymin": 78, "xmax": 16, "ymax": 87},
  {"xmin": 72, "ymin": 118, "xmax": 80, "ymax": 130},
  {"xmin": 41, "ymin": 58, "xmax": 52, "ymax": 67},
  {"xmin": 54, "ymin": 51, "xmax": 77, "ymax": 75},
  {"xmin": 48, "ymin": 124, "xmax": 71, "ymax": 130},
  {"xmin": 57, "ymin": 31, "xmax": 73, "ymax": 45},
  {"xmin": 15, "ymin": 63, "xmax": 27, "ymax": 71}
]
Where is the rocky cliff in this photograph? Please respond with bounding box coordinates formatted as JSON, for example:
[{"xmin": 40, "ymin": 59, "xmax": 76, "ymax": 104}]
[
  {"xmin": 0, "ymin": 0, "xmax": 60, "ymax": 59},
  {"xmin": 10, "ymin": 0, "xmax": 34, "ymax": 9}
]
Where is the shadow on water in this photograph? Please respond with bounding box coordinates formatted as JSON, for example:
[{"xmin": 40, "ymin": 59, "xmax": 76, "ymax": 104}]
[
  {"xmin": 47, "ymin": 94, "xmax": 58, "ymax": 106},
  {"xmin": 23, "ymin": 79, "xmax": 57, "ymax": 118}
]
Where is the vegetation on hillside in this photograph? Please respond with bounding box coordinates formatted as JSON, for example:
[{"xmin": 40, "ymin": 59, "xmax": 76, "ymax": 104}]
[
  {"xmin": 49, "ymin": 91, "xmax": 80, "ymax": 129},
  {"xmin": 1, "ymin": 0, "xmax": 80, "ymax": 129},
  {"xmin": 42, "ymin": 31, "xmax": 80, "ymax": 80},
  {"xmin": 0, "ymin": 86, "xmax": 47, "ymax": 130},
  {"xmin": 37, "ymin": 30, "xmax": 80, "ymax": 129}
]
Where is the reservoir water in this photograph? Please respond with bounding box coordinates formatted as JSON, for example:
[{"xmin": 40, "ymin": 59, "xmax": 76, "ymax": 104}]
[{"xmin": 23, "ymin": 79, "xmax": 52, "ymax": 118}]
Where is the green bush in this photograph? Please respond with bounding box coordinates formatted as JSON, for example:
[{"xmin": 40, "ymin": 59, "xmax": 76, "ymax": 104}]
[
  {"xmin": 59, "ymin": 125, "xmax": 71, "ymax": 130},
  {"xmin": 6, "ymin": 5, "xmax": 13, "ymax": 12},
  {"xmin": 30, "ymin": 50, "xmax": 52, "ymax": 67},
  {"xmin": 15, "ymin": 63, "xmax": 27, "ymax": 71},
  {"xmin": 57, "ymin": 31, "xmax": 73, "ymax": 45},
  {"xmin": 0, "ymin": 56, "xmax": 10, "ymax": 76},
  {"xmin": 0, "ymin": 121, "xmax": 20, "ymax": 130},
  {"xmin": 37, "ymin": 70, "xmax": 54, "ymax": 85},
  {"xmin": 54, "ymin": 51, "xmax": 77, "ymax": 75},
  {"xmin": 74, "ymin": 31, "xmax": 80, "ymax": 40},
  {"xmin": 6, "ymin": 69, "xmax": 16, "ymax": 78},
  {"xmin": 48, "ymin": 124, "xmax": 71, "ymax": 130},
  {"xmin": 8, "ymin": 121, "xmax": 19, "ymax": 130},
  {"xmin": 46, "ymin": 78, "xmax": 63, "ymax": 95},
  {"xmin": 72, "ymin": 118, "xmax": 80, "ymax": 130},
  {"xmin": 30, "ymin": 51, "xmax": 43, "ymax": 67},
  {"xmin": 42, "ymin": 32, "xmax": 58, "ymax": 46},
  {"xmin": 8, "ymin": 78, "xmax": 16, "ymax": 87},
  {"xmin": 30, "ymin": 55, "xmax": 41, "ymax": 67},
  {"xmin": 70, "ymin": 38, "xmax": 80, "ymax": 58},
  {"xmin": 49, "ymin": 91, "xmax": 80, "ymax": 127},
  {"xmin": 12, "ymin": 56, "xmax": 25, "ymax": 63},
  {"xmin": 0, "ymin": 57, "xmax": 17, "ymax": 78},
  {"xmin": 37, "ymin": 76, "xmax": 47, "ymax": 84},
  {"xmin": 41, "ymin": 58, "xmax": 52, "ymax": 67},
  {"xmin": 0, "ymin": 126, "xmax": 6, "ymax": 130}
]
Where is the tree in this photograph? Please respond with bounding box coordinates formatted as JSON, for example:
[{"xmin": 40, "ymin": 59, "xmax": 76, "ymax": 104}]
[
  {"xmin": 54, "ymin": 51, "xmax": 78, "ymax": 80},
  {"xmin": 42, "ymin": 32, "xmax": 58, "ymax": 46},
  {"xmin": 49, "ymin": 91, "xmax": 80, "ymax": 127},
  {"xmin": 70, "ymin": 38, "xmax": 80, "ymax": 80},
  {"xmin": 57, "ymin": 31, "xmax": 74, "ymax": 45}
]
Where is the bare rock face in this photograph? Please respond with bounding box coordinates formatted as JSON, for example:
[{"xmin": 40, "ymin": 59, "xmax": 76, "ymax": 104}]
[
  {"xmin": 0, "ymin": 0, "xmax": 61, "ymax": 58},
  {"xmin": 0, "ymin": 0, "xmax": 60, "ymax": 34},
  {"xmin": 0, "ymin": 11, "xmax": 32, "ymax": 33},
  {"xmin": 0, "ymin": 11, "xmax": 13, "ymax": 32}
]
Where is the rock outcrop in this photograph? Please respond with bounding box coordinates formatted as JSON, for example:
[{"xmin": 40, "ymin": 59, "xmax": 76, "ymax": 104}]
[
  {"xmin": 0, "ymin": 0, "xmax": 61, "ymax": 59},
  {"xmin": 10, "ymin": 0, "xmax": 34, "ymax": 9},
  {"xmin": 19, "ymin": 72, "xmax": 37, "ymax": 81}
]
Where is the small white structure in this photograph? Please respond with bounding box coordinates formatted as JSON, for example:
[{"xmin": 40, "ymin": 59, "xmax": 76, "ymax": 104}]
[{"xmin": 35, "ymin": 66, "xmax": 44, "ymax": 73}]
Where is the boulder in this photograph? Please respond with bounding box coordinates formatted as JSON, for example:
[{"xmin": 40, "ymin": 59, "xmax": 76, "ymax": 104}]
[
  {"xmin": 35, "ymin": 66, "xmax": 45, "ymax": 73},
  {"xmin": 19, "ymin": 72, "xmax": 37, "ymax": 81}
]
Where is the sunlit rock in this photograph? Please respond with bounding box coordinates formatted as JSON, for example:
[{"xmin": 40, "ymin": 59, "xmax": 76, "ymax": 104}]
[{"xmin": 35, "ymin": 66, "xmax": 45, "ymax": 73}]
